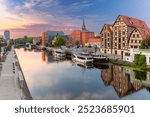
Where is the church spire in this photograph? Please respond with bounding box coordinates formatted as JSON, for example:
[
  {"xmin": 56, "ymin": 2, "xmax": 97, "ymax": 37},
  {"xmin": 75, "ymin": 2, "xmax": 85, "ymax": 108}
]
[{"xmin": 82, "ymin": 18, "xmax": 87, "ymax": 31}]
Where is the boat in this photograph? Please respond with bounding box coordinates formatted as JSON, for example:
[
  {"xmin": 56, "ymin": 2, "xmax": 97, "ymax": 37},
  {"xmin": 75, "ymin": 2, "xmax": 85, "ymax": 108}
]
[
  {"xmin": 80, "ymin": 51, "xmax": 89, "ymax": 56},
  {"xmin": 72, "ymin": 54, "xmax": 93, "ymax": 65},
  {"xmin": 25, "ymin": 43, "xmax": 36, "ymax": 50},
  {"xmin": 76, "ymin": 62, "xmax": 93, "ymax": 69},
  {"xmin": 52, "ymin": 49, "xmax": 66, "ymax": 58},
  {"xmin": 92, "ymin": 54, "xmax": 109, "ymax": 63}
]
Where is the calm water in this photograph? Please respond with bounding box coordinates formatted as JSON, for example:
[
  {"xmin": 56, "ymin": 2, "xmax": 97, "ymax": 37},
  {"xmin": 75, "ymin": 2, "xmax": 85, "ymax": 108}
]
[{"xmin": 16, "ymin": 48, "xmax": 150, "ymax": 100}]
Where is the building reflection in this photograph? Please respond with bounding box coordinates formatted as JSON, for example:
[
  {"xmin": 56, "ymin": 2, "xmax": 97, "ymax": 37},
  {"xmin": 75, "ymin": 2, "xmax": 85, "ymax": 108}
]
[
  {"xmin": 42, "ymin": 51, "xmax": 66, "ymax": 63},
  {"xmin": 101, "ymin": 65, "xmax": 145, "ymax": 98},
  {"xmin": 42, "ymin": 51, "xmax": 54, "ymax": 63}
]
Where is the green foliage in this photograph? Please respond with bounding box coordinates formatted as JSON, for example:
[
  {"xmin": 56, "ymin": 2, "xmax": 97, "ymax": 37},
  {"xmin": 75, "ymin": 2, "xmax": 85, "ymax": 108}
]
[
  {"xmin": 45, "ymin": 42, "xmax": 49, "ymax": 47},
  {"xmin": 134, "ymin": 54, "xmax": 146, "ymax": 67},
  {"xmin": 27, "ymin": 37, "xmax": 33, "ymax": 43},
  {"xmin": 140, "ymin": 40, "xmax": 146, "ymax": 49},
  {"xmin": 134, "ymin": 54, "xmax": 140, "ymax": 65},
  {"xmin": 95, "ymin": 35, "xmax": 101, "ymax": 38},
  {"xmin": 14, "ymin": 36, "xmax": 33, "ymax": 44},
  {"xmin": 134, "ymin": 70, "xmax": 147, "ymax": 81},
  {"xmin": 140, "ymin": 36, "xmax": 150, "ymax": 49},
  {"xmin": 54, "ymin": 36, "xmax": 66, "ymax": 47}
]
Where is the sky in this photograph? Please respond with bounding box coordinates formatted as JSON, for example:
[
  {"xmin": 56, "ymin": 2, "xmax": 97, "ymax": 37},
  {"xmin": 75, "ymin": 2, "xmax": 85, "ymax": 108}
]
[{"xmin": 0, "ymin": 0, "xmax": 150, "ymax": 39}]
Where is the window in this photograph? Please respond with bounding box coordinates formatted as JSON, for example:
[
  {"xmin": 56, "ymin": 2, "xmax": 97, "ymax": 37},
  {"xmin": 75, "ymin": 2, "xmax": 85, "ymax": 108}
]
[
  {"xmin": 104, "ymin": 33, "xmax": 107, "ymax": 38},
  {"xmin": 123, "ymin": 43, "xmax": 125, "ymax": 47},
  {"xmin": 115, "ymin": 43, "xmax": 117, "ymax": 46},
  {"xmin": 115, "ymin": 32, "xmax": 117, "ymax": 35},
  {"xmin": 137, "ymin": 34, "xmax": 139, "ymax": 38},
  {"xmin": 135, "ymin": 40, "xmax": 137, "ymax": 43},
  {"xmin": 115, "ymin": 51, "xmax": 117, "ymax": 54},
  {"xmin": 131, "ymin": 45, "xmax": 133, "ymax": 48},
  {"xmin": 123, "ymin": 37, "xmax": 125, "ymax": 41},
  {"xmin": 108, "ymin": 33, "xmax": 110, "ymax": 37},
  {"xmin": 133, "ymin": 34, "xmax": 135, "ymax": 38},
  {"xmin": 119, "ymin": 38, "xmax": 121, "ymax": 43},
  {"xmin": 118, "ymin": 44, "xmax": 121, "ymax": 49},
  {"xmin": 125, "ymin": 53, "xmax": 130, "ymax": 56},
  {"xmin": 118, "ymin": 31, "xmax": 121, "ymax": 38},
  {"xmin": 123, "ymin": 31, "xmax": 125, "ymax": 35},
  {"xmin": 139, "ymin": 40, "xmax": 141, "ymax": 43},
  {"xmin": 134, "ymin": 46, "xmax": 137, "ymax": 48},
  {"xmin": 131, "ymin": 40, "xmax": 133, "ymax": 43},
  {"xmin": 115, "ymin": 27, "xmax": 117, "ymax": 30},
  {"xmin": 115, "ymin": 37, "xmax": 117, "ymax": 41}
]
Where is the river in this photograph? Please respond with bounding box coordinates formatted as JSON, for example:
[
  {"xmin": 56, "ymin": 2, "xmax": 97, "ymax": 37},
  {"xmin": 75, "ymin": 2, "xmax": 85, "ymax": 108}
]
[{"xmin": 15, "ymin": 48, "xmax": 150, "ymax": 100}]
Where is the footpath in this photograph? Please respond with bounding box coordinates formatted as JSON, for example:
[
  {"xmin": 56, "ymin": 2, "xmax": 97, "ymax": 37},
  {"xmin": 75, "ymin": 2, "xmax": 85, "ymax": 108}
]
[{"xmin": 0, "ymin": 48, "xmax": 31, "ymax": 100}]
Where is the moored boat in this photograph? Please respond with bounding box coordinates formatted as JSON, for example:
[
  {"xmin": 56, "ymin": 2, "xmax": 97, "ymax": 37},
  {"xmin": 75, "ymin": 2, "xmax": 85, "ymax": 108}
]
[
  {"xmin": 52, "ymin": 49, "xmax": 66, "ymax": 58},
  {"xmin": 72, "ymin": 54, "xmax": 93, "ymax": 65},
  {"xmin": 92, "ymin": 54, "xmax": 109, "ymax": 63}
]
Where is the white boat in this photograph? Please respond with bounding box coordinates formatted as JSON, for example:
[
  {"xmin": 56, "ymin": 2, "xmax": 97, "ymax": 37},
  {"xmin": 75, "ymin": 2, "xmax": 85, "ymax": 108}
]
[
  {"xmin": 76, "ymin": 61, "xmax": 93, "ymax": 69},
  {"xmin": 72, "ymin": 54, "xmax": 93, "ymax": 65},
  {"xmin": 92, "ymin": 54, "xmax": 109, "ymax": 63},
  {"xmin": 52, "ymin": 49, "xmax": 66, "ymax": 58},
  {"xmin": 25, "ymin": 43, "xmax": 36, "ymax": 50}
]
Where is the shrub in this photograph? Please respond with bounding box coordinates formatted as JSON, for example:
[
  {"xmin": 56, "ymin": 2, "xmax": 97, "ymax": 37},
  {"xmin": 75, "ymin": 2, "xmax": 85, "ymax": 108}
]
[{"xmin": 134, "ymin": 54, "xmax": 146, "ymax": 67}]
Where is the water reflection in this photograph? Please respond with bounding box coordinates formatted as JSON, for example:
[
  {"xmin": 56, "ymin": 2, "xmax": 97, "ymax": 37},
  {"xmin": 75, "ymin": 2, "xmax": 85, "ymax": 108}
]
[
  {"xmin": 101, "ymin": 65, "xmax": 150, "ymax": 98},
  {"xmin": 16, "ymin": 49, "xmax": 150, "ymax": 100}
]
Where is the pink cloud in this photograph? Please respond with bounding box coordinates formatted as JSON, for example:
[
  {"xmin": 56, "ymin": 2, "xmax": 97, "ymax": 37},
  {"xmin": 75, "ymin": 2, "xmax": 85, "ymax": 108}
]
[{"xmin": 8, "ymin": 24, "xmax": 79, "ymax": 38}]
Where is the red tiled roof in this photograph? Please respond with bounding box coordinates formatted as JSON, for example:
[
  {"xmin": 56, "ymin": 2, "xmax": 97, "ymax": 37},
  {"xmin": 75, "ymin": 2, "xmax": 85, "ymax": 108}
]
[
  {"xmin": 88, "ymin": 38, "xmax": 102, "ymax": 43},
  {"xmin": 100, "ymin": 24, "xmax": 113, "ymax": 34},
  {"xmin": 136, "ymin": 28, "xmax": 150, "ymax": 39},
  {"xmin": 120, "ymin": 15, "xmax": 149, "ymax": 29},
  {"xmin": 119, "ymin": 15, "xmax": 150, "ymax": 39}
]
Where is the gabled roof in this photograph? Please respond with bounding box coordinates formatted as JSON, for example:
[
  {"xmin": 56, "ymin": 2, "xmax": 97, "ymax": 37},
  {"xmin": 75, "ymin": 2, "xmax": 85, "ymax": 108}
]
[
  {"xmin": 120, "ymin": 15, "xmax": 149, "ymax": 29},
  {"xmin": 136, "ymin": 28, "xmax": 150, "ymax": 39},
  {"xmin": 100, "ymin": 24, "xmax": 113, "ymax": 34},
  {"xmin": 113, "ymin": 15, "xmax": 150, "ymax": 39}
]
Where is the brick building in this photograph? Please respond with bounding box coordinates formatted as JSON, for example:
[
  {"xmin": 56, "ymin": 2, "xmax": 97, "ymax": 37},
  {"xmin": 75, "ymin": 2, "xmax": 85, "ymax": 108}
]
[
  {"xmin": 70, "ymin": 19, "xmax": 94, "ymax": 45},
  {"xmin": 42, "ymin": 31, "xmax": 64, "ymax": 46}
]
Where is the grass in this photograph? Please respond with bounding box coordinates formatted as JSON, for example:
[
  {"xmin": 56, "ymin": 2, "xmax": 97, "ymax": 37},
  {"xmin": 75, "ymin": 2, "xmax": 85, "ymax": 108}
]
[{"xmin": 109, "ymin": 60, "xmax": 150, "ymax": 71}]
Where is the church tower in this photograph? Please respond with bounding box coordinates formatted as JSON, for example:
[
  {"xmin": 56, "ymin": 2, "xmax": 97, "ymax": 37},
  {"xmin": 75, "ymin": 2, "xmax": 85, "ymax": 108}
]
[{"xmin": 82, "ymin": 18, "xmax": 87, "ymax": 31}]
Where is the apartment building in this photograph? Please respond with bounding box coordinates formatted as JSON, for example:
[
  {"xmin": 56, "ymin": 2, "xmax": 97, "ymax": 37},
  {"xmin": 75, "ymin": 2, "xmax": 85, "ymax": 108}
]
[
  {"xmin": 100, "ymin": 24, "xmax": 113, "ymax": 54},
  {"xmin": 42, "ymin": 31, "xmax": 64, "ymax": 46},
  {"xmin": 100, "ymin": 15, "xmax": 150, "ymax": 58}
]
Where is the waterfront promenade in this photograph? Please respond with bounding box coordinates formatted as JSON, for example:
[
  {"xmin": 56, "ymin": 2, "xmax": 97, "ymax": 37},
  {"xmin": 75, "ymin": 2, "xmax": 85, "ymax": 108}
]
[{"xmin": 0, "ymin": 48, "xmax": 31, "ymax": 100}]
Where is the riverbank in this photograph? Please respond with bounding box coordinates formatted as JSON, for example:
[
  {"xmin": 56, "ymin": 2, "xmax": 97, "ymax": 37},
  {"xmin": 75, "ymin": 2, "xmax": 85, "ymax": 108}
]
[
  {"xmin": 109, "ymin": 59, "xmax": 150, "ymax": 71},
  {"xmin": 0, "ymin": 47, "xmax": 32, "ymax": 100}
]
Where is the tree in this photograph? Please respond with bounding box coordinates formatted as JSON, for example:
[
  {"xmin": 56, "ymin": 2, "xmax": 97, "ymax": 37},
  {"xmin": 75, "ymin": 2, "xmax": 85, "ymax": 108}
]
[
  {"xmin": 45, "ymin": 42, "xmax": 49, "ymax": 47},
  {"xmin": 95, "ymin": 35, "xmax": 101, "ymax": 38},
  {"xmin": 134, "ymin": 70, "xmax": 147, "ymax": 81},
  {"xmin": 140, "ymin": 36, "xmax": 150, "ymax": 49},
  {"xmin": 146, "ymin": 36, "xmax": 150, "ymax": 48},
  {"xmin": 134, "ymin": 54, "xmax": 146, "ymax": 67},
  {"xmin": 140, "ymin": 40, "xmax": 146, "ymax": 49},
  {"xmin": 54, "ymin": 36, "xmax": 66, "ymax": 47},
  {"xmin": 27, "ymin": 37, "xmax": 33, "ymax": 43}
]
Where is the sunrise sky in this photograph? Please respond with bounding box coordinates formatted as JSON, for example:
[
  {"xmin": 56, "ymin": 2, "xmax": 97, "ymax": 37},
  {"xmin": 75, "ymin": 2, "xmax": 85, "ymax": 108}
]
[{"xmin": 0, "ymin": 0, "xmax": 150, "ymax": 38}]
